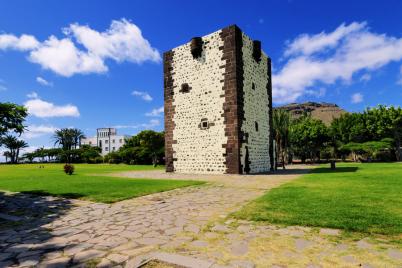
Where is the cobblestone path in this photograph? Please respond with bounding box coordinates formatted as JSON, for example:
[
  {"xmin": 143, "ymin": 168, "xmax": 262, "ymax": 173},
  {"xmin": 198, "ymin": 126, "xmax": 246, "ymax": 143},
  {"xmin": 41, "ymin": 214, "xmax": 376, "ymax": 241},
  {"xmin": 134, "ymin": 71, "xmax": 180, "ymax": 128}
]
[{"xmin": 0, "ymin": 167, "xmax": 401, "ymax": 267}]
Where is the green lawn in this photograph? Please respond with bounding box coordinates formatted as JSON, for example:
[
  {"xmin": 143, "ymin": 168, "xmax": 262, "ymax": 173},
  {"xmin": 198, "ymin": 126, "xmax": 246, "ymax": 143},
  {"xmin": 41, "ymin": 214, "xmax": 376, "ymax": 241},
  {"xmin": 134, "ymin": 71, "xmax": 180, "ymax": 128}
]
[
  {"xmin": 235, "ymin": 162, "xmax": 402, "ymax": 235},
  {"xmin": 0, "ymin": 164, "xmax": 203, "ymax": 203}
]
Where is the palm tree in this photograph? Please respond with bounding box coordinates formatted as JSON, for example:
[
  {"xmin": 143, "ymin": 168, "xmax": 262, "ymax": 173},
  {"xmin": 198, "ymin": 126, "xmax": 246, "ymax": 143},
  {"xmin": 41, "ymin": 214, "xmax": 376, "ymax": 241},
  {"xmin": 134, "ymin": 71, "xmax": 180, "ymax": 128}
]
[
  {"xmin": 3, "ymin": 151, "xmax": 11, "ymax": 163},
  {"xmin": 53, "ymin": 128, "xmax": 75, "ymax": 151},
  {"xmin": 1, "ymin": 135, "xmax": 28, "ymax": 163},
  {"xmin": 71, "ymin": 129, "xmax": 85, "ymax": 149},
  {"xmin": 273, "ymin": 109, "xmax": 291, "ymax": 169},
  {"xmin": 53, "ymin": 128, "xmax": 85, "ymax": 163}
]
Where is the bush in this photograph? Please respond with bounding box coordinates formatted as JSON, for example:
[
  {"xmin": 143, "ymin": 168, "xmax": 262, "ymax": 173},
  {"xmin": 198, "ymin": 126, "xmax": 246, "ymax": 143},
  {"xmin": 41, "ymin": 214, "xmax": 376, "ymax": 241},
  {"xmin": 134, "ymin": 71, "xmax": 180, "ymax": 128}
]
[{"xmin": 63, "ymin": 164, "xmax": 75, "ymax": 175}]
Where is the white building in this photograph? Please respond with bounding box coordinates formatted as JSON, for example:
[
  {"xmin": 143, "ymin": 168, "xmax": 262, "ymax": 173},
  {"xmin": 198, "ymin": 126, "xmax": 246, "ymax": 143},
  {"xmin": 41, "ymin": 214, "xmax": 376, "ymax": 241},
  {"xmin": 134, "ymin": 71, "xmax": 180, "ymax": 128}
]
[{"xmin": 81, "ymin": 128, "xmax": 129, "ymax": 156}]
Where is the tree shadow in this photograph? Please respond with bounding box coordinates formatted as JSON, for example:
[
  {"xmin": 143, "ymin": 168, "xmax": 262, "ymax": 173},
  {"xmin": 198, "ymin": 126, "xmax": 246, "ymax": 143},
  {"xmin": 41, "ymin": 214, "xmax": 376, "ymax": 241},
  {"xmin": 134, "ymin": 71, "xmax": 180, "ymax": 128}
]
[
  {"xmin": 0, "ymin": 191, "xmax": 78, "ymax": 266},
  {"xmin": 21, "ymin": 190, "xmax": 85, "ymax": 200},
  {"xmin": 310, "ymin": 167, "xmax": 358, "ymax": 174},
  {"xmin": 251, "ymin": 166, "xmax": 358, "ymax": 176}
]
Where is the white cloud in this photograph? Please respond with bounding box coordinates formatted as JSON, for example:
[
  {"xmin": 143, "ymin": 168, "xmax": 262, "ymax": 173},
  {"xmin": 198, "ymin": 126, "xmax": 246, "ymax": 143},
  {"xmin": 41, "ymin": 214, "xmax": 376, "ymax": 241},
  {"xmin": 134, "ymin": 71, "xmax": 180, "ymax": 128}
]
[
  {"xmin": 36, "ymin": 76, "xmax": 53, "ymax": 86},
  {"xmin": 132, "ymin": 90, "xmax": 152, "ymax": 101},
  {"xmin": 29, "ymin": 36, "xmax": 107, "ymax": 77},
  {"xmin": 0, "ymin": 34, "xmax": 39, "ymax": 51},
  {"xmin": 66, "ymin": 19, "xmax": 160, "ymax": 64},
  {"xmin": 0, "ymin": 19, "xmax": 160, "ymax": 77},
  {"xmin": 26, "ymin": 91, "xmax": 39, "ymax": 99},
  {"xmin": 274, "ymin": 22, "xmax": 402, "ymax": 103},
  {"xmin": 23, "ymin": 124, "xmax": 58, "ymax": 139},
  {"xmin": 24, "ymin": 98, "xmax": 80, "ymax": 118},
  {"xmin": 0, "ymin": 85, "xmax": 6, "ymax": 91},
  {"xmin": 113, "ymin": 119, "xmax": 160, "ymax": 129},
  {"xmin": 360, "ymin": 73, "xmax": 371, "ymax": 82},
  {"xmin": 284, "ymin": 22, "xmax": 366, "ymax": 57},
  {"xmin": 351, "ymin": 93, "xmax": 363, "ymax": 104},
  {"xmin": 145, "ymin": 106, "xmax": 163, "ymax": 117}
]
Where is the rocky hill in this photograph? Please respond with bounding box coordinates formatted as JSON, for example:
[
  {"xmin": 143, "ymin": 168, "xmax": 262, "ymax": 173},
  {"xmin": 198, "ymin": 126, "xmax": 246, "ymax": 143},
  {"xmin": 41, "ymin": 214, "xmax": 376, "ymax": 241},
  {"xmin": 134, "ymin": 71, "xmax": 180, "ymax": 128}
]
[{"xmin": 275, "ymin": 102, "xmax": 347, "ymax": 125}]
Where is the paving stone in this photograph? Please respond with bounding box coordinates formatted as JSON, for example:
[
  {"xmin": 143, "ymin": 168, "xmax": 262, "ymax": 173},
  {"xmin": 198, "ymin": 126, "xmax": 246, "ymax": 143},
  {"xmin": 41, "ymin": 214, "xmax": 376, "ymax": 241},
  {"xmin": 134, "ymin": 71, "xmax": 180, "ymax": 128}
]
[
  {"xmin": 120, "ymin": 245, "xmax": 154, "ymax": 257},
  {"xmin": 165, "ymin": 227, "xmax": 182, "ymax": 236},
  {"xmin": 342, "ymin": 255, "xmax": 357, "ymax": 263},
  {"xmin": 38, "ymin": 256, "xmax": 71, "ymax": 268},
  {"xmin": 319, "ymin": 228, "xmax": 340, "ymax": 236},
  {"xmin": 107, "ymin": 253, "xmax": 129, "ymax": 264},
  {"xmin": 18, "ymin": 255, "xmax": 40, "ymax": 267},
  {"xmin": 229, "ymin": 260, "xmax": 255, "ymax": 268},
  {"xmin": 96, "ymin": 258, "xmax": 113, "ymax": 268},
  {"xmin": 388, "ymin": 249, "xmax": 402, "ymax": 260},
  {"xmin": 211, "ymin": 224, "xmax": 230, "ymax": 233},
  {"xmin": 230, "ymin": 241, "xmax": 249, "ymax": 256},
  {"xmin": 356, "ymin": 239, "xmax": 372, "ymax": 249},
  {"xmin": 73, "ymin": 249, "xmax": 106, "ymax": 263},
  {"xmin": 0, "ymin": 260, "xmax": 13, "ymax": 267},
  {"xmin": 295, "ymin": 238, "xmax": 314, "ymax": 251},
  {"xmin": 118, "ymin": 231, "xmax": 142, "ymax": 239},
  {"xmin": 153, "ymin": 252, "xmax": 214, "ymax": 268},
  {"xmin": 190, "ymin": 240, "xmax": 209, "ymax": 247},
  {"xmin": 135, "ymin": 238, "xmax": 166, "ymax": 246},
  {"xmin": 17, "ymin": 250, "xmax": 44, "ymax": 258},
  {"xmin": 0, "ymin": 252, "xmax": 12, "ymax": 261},
  {"xmin": 184, "ymin": 224, "xmax": 200, "ymax": 234}
]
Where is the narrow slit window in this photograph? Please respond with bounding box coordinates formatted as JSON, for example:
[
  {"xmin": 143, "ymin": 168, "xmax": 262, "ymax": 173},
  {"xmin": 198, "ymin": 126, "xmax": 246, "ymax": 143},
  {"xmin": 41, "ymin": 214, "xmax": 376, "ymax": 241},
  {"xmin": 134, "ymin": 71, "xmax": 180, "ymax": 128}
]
[{"xmin": 255, "ymin": 121, "xmax": 259, "ymax": 132}]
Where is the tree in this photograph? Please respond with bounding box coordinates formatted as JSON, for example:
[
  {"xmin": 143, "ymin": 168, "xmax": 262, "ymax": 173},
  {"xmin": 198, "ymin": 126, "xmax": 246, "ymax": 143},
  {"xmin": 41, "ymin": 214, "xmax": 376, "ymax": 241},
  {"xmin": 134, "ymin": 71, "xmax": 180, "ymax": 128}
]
[
  {"xmin": 1, "ymin": 135, "xmax": 28, "ymax": 163},
  {"xmin": 3, "ymin": 151, "xmax": 11, "ymax": 163},
  {"xmin": 273, "ymin": 109, "xmax": 291, "ymax": 169},
  {"xmin": 107, "ymin": 130, "xmax": 165, "ymax": 165},
  {"xmin": 53, "ymin": 128, "xmax": 85, "ymax": 163},
  {"xmin": 0, "ymin": 102, "xmax": 28, "ymax": 139},
  {"xmin": 71, "ymin": 129, "xmax": 86, "ymax": 149},
  {"xmin": 290, "ymin": 116, "xmax": 329, "ymax": 163}
]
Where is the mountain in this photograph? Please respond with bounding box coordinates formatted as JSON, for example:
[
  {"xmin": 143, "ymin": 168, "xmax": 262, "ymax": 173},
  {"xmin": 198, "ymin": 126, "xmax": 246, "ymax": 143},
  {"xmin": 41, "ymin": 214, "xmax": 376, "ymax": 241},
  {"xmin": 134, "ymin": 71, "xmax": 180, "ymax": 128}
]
[{"xmin": 275, "ymin": 102, "xmax": 347, "ymax": 125}]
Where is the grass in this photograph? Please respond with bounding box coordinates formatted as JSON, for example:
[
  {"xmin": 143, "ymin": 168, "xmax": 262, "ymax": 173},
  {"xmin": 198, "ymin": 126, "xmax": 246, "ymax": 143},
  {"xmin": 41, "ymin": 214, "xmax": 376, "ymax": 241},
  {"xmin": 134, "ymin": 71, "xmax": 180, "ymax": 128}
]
[
  {"xmin": 235, "ymin": 162, "xmax": 402, "ymax": 235},
  {"xmin": 0, "ymin": 164, "xmax": 203, "ymax": 203}
]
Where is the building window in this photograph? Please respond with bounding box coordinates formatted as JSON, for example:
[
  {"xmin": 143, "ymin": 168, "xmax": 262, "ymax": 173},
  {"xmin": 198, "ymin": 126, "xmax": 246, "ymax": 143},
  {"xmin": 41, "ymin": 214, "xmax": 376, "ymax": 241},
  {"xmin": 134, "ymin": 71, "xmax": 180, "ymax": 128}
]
[
  {"xmin": 112, "ymin": 139, "xmax": 115, "ymax": 143},
  {"xmin": 255, "ymin": 122, "xmax": 259, "ymax": 132},
  {"xmin": 105, "ymin": 140, "xmax": 108, "ymax": 144},
  {"xmin": 105, "ymin": 147, "xmax": 109, "ymax": 151},
  {"xmin": 119, "ymin": 139, "xmax": 123, "ymax": 143},
  {"xmin": 252, "ymin": 83, "xmax": 255, "ymax": 90},
  {"xmin": 89, "ymin": 141, "xmax": 92, "ymax": 145},
  {"xmin": 112, "ymin": 147, "xmax": 115, "ymax": 151}
]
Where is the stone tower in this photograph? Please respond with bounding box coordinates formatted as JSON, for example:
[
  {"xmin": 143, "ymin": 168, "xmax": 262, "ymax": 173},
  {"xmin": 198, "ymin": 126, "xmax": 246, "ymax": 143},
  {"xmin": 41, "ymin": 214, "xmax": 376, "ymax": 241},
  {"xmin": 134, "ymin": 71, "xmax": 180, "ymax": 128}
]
[{"xmin": 164, "ymin": 25, "xmax": 274, "ymax": 174}]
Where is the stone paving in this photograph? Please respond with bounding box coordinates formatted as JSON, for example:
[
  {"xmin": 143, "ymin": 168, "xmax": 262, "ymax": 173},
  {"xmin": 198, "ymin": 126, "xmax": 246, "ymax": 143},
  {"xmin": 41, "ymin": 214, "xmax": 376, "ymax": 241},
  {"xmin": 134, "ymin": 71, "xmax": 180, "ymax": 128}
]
[{"xmin": 0, "ymin": 166, "xmax": 401, "ymax": 267}]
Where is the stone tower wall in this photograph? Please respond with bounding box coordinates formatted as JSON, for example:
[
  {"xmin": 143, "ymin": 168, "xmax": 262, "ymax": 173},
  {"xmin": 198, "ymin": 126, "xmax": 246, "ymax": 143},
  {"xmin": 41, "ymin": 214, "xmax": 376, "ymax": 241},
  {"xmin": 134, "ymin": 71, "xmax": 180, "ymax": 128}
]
[{"xmin": 164, "ymin": 25, "xmax": 273, "ymax": 174}]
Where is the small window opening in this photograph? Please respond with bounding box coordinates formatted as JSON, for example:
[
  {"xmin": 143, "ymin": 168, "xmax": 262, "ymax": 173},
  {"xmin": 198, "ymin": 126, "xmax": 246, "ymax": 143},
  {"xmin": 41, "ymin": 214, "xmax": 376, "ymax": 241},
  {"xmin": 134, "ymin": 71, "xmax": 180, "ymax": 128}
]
[
  {"xmin": 190, "ymin": 37, "xmax": 203, "ymax": 58},
  {"xmin": 180, "ymin": 83, "xmax": 191, "ymax": 93},
  {"xmin": 200, "ymin": 118, "xmax": 209, "ymax": 130},
  {"xmin": 253, "ymin": 40, "xmax": 261, "ymax": 62},
  {"xmin": 255, "ymin": 122, "xmax": 259, "ymax": 132},
  {"xmin": 252, "ymin": 83, "xmax": 255, "ymax": 90}
]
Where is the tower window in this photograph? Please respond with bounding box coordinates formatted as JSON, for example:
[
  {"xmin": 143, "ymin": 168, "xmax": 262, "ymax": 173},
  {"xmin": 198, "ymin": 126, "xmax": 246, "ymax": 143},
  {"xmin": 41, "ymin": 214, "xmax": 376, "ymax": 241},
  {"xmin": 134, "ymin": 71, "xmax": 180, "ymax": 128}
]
[
  {"xmin": 179, "ymin": 83, "xmax": 191, "ymax": 93},
  {"xmin": 190, "ymin": 37, "xmax": 203, "ymax": 58},
  {"xmin": 255, "ymin": 122, "xmax": 259, "ymax": 132},
  {"xmin": 200, "ymin": 118, "xmax": 209, "ymax": 130},
  {"xmin": 253, "ymin": 40, "xmax": 261, "ymax": 62},
  {"xmin": 252, "ymin": 83, "xmax": 255, "ymax": 90}
]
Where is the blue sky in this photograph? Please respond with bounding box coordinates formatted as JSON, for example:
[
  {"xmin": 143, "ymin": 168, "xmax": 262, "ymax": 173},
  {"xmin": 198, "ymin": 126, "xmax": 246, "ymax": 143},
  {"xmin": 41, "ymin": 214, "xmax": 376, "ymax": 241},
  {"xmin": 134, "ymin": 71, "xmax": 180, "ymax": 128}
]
[{"xmin": 1, "ymin": 0, "xmax": 402, "ymax": 155}]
